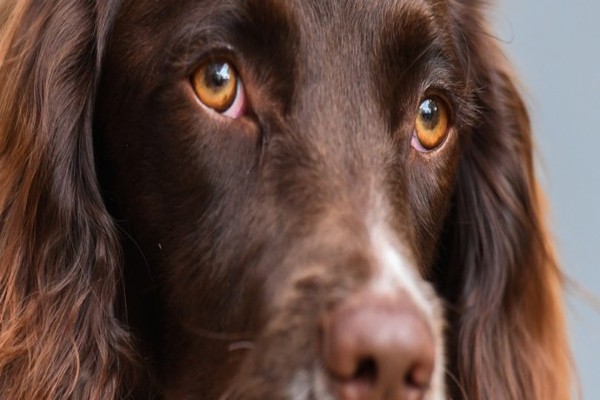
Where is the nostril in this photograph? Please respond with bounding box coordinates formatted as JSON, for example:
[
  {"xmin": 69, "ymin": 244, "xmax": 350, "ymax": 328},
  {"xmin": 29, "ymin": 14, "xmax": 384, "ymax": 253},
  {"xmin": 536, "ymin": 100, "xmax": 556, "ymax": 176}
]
[
  {"xmin": 353, "ymin": 357, "xmax": 378, "ymax": 384},
  {"xmin": 404, "ymin": 363, "xmax": 431, "ymax": 391}
]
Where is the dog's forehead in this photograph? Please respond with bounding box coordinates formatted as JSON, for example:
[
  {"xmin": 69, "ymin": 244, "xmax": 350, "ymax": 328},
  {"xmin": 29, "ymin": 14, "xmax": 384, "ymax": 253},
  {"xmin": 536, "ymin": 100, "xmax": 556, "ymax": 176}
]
[
  {"xmin": 112, "ymin": 0, "xmax": 448, "ymax": 79},
  {"xmin": 233, "ymin": 0, "xmax": 443, "ymax": 43},
  {"xmin": 284, "ymin": 0, "xmax": 443, "ymax": 59},
  {"xmin": 118, "ymin": 0, "xmax": 442, "ymax": 44},
  {"xmin": 288, "ymin": 0, "xmax": 439, "ymax": 27},
  {"xmin": 283, "ymin": 0, "xmax": 445, "ymax": 76}
]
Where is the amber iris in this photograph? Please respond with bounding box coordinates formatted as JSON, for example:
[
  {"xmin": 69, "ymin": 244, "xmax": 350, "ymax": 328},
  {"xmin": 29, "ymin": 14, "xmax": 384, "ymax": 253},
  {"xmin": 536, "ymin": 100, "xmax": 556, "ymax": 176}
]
[
  {"xmin": 415, "ymin": 97, "xmax": 449, "ymax": 150},
  {"xmin": 192, "ymin": 60, "xmax": 238, "ymax": 112}
]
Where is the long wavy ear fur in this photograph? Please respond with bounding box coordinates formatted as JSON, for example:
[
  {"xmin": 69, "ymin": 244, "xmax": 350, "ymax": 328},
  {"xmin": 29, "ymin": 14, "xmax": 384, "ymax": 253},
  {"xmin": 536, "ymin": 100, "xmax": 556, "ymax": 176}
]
[
  {"xmin": 438, "ymin": 2, "xmax": 572, "ymax": 399},
  {"xmin": 0, "ymin": 1, "xmax": 136, "ymax": 398}
]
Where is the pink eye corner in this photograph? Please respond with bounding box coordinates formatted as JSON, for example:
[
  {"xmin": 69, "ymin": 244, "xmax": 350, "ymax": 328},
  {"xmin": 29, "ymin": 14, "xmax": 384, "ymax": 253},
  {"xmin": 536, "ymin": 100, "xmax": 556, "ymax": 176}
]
[
  {"xmin": 222, "ymin": 80, "xmax": 247, "ymax": 118},
  {"xmin": 191, "ymin": 59, "xmax": 247, "ymax": 119}
]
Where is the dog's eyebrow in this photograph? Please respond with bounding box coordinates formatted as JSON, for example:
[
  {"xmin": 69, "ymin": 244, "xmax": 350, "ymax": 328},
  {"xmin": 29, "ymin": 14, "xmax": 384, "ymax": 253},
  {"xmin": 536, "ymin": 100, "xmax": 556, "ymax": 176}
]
[
  {"xmin": 232, "ymin": 0, "xmax": 298, "ymax": 67},
  {"xmin": 378, "ymin": 4, "xmax": 448, "ymax": 73},
  {"xmin": 166, "ymin": 0, "xmax": 297, "ymax": 74}
]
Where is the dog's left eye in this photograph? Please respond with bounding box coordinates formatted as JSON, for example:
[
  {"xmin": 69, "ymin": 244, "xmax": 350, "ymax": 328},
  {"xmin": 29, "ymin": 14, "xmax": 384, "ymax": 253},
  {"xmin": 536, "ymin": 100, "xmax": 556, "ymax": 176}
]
[
  {"xmin": 413, "ymin": 96, "xmax": 450, "ymax": 152},
  {"xmin": 192, "ymin": 60, "xmax": 246, "ymax": 118}
]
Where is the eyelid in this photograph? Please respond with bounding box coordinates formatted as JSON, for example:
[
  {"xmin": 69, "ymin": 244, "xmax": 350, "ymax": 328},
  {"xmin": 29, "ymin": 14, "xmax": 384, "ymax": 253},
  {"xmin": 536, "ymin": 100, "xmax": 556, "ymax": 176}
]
[
  {"xmin": 420, "ymin": 73, "xmax": 478, "ymax": 123},
  {"xmin": 419, "ymin": 87, "xmax": 454, "ymax": 116},
  {"xmin": 185, "ymin": 45, "xmax": 239, "ymax": 77}
]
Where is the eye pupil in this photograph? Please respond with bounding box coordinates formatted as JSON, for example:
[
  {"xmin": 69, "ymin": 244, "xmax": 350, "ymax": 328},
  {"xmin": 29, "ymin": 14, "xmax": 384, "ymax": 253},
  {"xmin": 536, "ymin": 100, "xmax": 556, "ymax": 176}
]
[
  {"xmin": 418, "ymin": 99, "xmax": 440, "ymax": 130},
  {"xmin": 205, "ymin": 62, "xmax": 232, "ymax": 89}
]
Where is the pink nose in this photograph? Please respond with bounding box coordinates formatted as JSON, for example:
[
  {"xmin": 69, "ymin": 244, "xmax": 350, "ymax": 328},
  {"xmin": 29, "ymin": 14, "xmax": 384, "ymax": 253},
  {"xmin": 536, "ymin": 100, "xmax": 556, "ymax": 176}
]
[{"xmin": 320, "ymin": 294, "xmax": 435, "ymax": 400}]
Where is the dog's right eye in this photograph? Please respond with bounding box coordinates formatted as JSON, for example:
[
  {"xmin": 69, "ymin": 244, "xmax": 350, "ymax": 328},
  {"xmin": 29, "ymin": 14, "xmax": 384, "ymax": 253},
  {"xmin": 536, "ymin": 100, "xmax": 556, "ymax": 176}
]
[{"xmin": 192, "ymin": 60, "xmax": 246, "ymax": 118}]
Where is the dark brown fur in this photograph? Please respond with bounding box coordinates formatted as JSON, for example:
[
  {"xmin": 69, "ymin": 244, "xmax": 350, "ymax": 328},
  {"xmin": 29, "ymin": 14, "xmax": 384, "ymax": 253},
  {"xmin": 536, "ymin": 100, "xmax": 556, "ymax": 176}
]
[{"xmin": 0, "ymin": 0, "xmax": 571, "ymax": 399}]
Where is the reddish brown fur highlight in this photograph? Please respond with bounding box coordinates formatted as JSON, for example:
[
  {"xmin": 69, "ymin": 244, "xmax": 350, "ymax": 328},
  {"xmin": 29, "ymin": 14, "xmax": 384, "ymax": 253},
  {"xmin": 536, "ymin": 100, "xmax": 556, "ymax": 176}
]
[{"xmin": 0, "ymin": 1, "xmax": 137, "ymax": 398}]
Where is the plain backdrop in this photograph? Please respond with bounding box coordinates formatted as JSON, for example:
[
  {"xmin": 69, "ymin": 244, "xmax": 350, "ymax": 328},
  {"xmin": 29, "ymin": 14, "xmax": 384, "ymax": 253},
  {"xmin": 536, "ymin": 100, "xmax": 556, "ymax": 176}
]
[{"xmin": 492, "ymin": 1, "xmax": 600, "ymax": 398}]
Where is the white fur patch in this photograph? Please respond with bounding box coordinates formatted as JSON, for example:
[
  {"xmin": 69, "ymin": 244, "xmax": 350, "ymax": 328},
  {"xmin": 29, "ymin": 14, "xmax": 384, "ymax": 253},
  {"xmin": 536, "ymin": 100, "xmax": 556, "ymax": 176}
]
[
  {"xmin": 369, "ymin": 222, "xmax": 434, "ymax": 320},
  {"xmin": 288, "ymin": 371, "xmax": 311, "ymax": 400},
  {"xmin": 288, "ymin": 369, "xmax": 336, "ymax": 400},
  {"xmin": 369, "ymin": 221, "xmax": 447, "ymax": 400}
]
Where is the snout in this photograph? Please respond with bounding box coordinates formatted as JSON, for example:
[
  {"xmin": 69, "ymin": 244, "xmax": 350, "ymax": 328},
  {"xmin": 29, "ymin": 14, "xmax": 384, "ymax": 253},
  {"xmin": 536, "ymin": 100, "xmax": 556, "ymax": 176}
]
[
  {"xmin": 320, "ymin": 292, "xmax": 436, "ymax": 400},
  {"xmin": 230, "ymin": 221, "xmax": 445, "ymax": 400}
]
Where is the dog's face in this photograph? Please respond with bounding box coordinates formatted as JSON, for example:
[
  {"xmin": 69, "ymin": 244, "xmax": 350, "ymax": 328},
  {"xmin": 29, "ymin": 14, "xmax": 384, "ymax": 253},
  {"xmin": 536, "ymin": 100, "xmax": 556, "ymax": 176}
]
[
  {"xmin": 0, "ymin": 0, "xmax": 572, "ymax": 398},
  {"xmin": 95, "ymin": 0, "xmax": 474, "ymax": 398}
]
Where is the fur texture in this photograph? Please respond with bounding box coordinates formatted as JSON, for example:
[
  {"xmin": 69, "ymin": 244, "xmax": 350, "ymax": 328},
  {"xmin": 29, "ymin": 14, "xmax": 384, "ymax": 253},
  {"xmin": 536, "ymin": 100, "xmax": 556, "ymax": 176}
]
[{"xmin": 0, "ymin": 0, "xmax": 571, "ymax": 399}]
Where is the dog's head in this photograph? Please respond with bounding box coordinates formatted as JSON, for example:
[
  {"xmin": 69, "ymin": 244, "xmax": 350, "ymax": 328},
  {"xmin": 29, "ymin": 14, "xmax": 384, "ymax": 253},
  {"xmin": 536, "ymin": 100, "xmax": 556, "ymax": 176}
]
[{"xmin": 0, "ymin": 0, "xmax": 571, "ymax": 399}]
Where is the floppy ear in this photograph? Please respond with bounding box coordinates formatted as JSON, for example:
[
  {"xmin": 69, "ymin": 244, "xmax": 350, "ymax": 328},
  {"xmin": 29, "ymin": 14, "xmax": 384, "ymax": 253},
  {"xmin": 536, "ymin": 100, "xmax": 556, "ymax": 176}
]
[
  {"xmin": 438, "ymin": 2, "xmax": 572, "ymax": 399},
  {"xmin": 0, "ymin": 1, "xmax": 136, "ymax": 398}
]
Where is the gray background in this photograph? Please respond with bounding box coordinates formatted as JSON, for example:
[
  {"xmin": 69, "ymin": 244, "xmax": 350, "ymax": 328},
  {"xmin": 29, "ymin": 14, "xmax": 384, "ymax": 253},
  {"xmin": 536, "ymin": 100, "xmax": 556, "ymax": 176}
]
[{"xmin": 492, "ymin": 1, "xmax": 600, "ymax": 398}]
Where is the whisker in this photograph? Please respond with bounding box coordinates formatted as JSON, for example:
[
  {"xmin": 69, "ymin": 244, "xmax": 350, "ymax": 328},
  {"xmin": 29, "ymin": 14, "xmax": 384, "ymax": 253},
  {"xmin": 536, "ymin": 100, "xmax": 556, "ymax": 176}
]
[
  {"xmin": 180, "ymin": 322, "xmax": 255, "ymax": 342},
  {"xmin": 445, "ymin": 368, "xmax": 467, "ymax": 399},
  {"xmin": 228, "ymin": 340, "xmax": 255, "ymax": 352}
]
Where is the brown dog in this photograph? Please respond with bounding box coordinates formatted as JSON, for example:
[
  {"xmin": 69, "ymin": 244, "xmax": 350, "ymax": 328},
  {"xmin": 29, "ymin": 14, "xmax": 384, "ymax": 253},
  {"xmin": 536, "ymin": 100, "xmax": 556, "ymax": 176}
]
[{"xmin": 0, "ymin": 0, "xmax": 571, "ymax": 399}]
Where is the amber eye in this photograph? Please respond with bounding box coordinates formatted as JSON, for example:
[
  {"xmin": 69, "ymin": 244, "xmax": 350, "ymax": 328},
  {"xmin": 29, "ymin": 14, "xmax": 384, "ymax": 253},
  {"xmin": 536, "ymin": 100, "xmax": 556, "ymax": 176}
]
[
  {"xmin": 192, "ymin": 60, "xmax": 244, "ymax": 116},
  {"xmin": 414, "ymin": 97, "xmax": 450, "ymax": 151}
]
